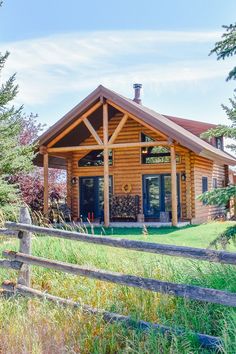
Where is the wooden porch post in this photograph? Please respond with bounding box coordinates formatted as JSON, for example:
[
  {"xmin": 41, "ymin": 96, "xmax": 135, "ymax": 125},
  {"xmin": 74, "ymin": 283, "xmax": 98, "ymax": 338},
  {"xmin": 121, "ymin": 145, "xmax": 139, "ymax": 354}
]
[
  {"xmin": 185, "ymin": 152, "xmax": 192, "ymax": 220},
  {"xmin": 171, "ymin": 146, "xmax": 178, "ymax": 226},
  {"xmin": 66, "ymin": 158, "xmax": 72, "ymax": 210},
  {"xmin": 43, "ymin": 153, "xmax": 49, "ymax": 216},
  {"xmin": 103, "ymin": 103, "xmax": 110, "ymax": 227}
]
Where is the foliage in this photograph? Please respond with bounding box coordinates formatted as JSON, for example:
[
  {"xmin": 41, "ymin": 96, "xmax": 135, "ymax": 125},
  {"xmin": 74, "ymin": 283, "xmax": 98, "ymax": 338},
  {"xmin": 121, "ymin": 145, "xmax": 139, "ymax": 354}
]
[
  {"xmin": 198, "ymin": 185, "xmax": 236, "ymax": 206},
  {"xmin": 209, "ymin": 225, "xmax": 236, "ymax": 249},
  {"xmin": 9, "ymin": 113, "xmax": 67, "ymax": 212},
  {"xmin": 0, "ymin": 179, "xmax": 19, "ymax": 206},
  {"xmin": 199, "ymin": 24, "xmax": 236, "ymax": 222},
  {"xmin": 0, "ymin": 51, "xmax": 34, "ymax": 209},
  {"xmin": 11, "ymin": 169, "xmax": 66, "ymax": 212},
  {"xmin": 210, "ymin": 23, "xmax": 236, "ymax": 81},
  {"xmin": 201, "ymin": 23, "xmax": 236, "ymax": 152}
]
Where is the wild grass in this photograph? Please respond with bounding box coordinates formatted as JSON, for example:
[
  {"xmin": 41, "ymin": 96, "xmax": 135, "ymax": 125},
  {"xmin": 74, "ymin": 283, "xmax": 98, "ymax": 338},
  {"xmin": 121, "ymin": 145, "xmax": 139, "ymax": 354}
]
[{"xmin": 0, "ymin": 221, "xmax": 235, "ymax": 353}]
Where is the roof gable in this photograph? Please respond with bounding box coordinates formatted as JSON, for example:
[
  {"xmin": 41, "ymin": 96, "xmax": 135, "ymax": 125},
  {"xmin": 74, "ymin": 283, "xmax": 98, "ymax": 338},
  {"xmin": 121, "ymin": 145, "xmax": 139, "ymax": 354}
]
[{"xmin": 38, "ymin": 85, "xmax": 236, "ymax": 165}]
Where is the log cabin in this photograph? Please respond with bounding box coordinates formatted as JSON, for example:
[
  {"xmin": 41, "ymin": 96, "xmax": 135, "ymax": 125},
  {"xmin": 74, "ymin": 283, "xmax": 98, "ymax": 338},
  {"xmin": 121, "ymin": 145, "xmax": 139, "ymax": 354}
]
[{"xmin": 35, "ymin": 84, "xmax": 236, "ymax": 226}]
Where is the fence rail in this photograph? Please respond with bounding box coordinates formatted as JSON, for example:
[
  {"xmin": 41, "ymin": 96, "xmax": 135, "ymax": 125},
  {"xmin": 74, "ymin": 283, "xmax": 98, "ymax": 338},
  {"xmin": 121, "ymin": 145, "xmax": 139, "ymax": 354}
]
[
  {"xmin": 5, "ymin": 221, "xmax": 236, "ymax": 265},
  {"xmin": 1, "ymin": 207, "xmax": 236, "ymax": 350},
  {"xmin": 1, "ymin": 281, "xmax": 221, "ymax": 349},
  {"xmin": 3, "ymin": 250, "xmax": 236, "ymax": 307}
]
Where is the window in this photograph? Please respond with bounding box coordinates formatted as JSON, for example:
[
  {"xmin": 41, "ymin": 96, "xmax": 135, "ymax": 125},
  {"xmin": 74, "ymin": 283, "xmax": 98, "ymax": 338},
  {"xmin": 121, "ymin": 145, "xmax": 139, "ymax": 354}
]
[
  {"xmin": 215, "ymin": 137, "xmax": 223, "ymax": 150},
  {"xmin": 202, "ymin": 177, "xmax": 208, "ymax": 205},
  {"xmin": 78, "ymin": 149, "xmax": 113, "ymax": 167},
  {"xmin": 212, "ymin": 178, "xmax": 217, "ymax": 189},
  {"xmin": 202, "ymin": 177, "xmax": 208, "ymax": 193},
  {"xmin": 141, "ymin": 133, "xmax": 180, "ymax": 164}
]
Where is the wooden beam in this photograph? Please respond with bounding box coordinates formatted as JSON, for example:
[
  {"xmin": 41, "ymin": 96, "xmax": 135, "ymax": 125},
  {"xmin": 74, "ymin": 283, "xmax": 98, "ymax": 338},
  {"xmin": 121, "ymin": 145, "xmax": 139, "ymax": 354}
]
[
  {"xmin": 103, "ymin": 103, "xmax": 110, "ymax": 227},
  {"xmin": 170, "ymin": 146, "xmax": 178, "ymax": 226},
  {"xmin": 185, "ymin": 152, "xmax": 192, "ymax": 220},
  {"xmin": 108, "ymin": 114, "xmax": 128, "ymax": 144},
  {"xmin": 43, "ymin": 153, "xmax": 49, "ymax": 215},
  {"xmin": 48, "ymin": 145, "xmax": 102, "ymax": 153},
  {"xmin": 107, "ymin": 99, "xmax": 168, "ymax": 139},
  {"xmin": 6, "ymin": 222, "xmax": 236, "ymax": 265},
  {"xmin": 109, "ymin": 141, "xmax": 167, "ymax": 149},
  {"xmin": 66, "ymin": 158, "xmax": 72, "ymax": 211},
  {"xmin": 83, "ymin": 118, "xmax": 103, "ymax": 145},
  {"xmin": 4, "ymin": 251, "xmax": 236, "ymax": 307},
  {"xmin": 47, "ymin": 101, "xmax": 102, "ymax": 148},
  {"xmin": 48, "ymin": 140, "xmax": 168, "ymax": 153}
]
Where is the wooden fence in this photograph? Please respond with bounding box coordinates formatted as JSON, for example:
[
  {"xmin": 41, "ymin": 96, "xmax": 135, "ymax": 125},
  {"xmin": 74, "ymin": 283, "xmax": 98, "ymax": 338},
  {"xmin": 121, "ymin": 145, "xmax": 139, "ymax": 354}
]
[{"xmin": 1, "ymin": 207, "xmax": 236, "ymax": 350}]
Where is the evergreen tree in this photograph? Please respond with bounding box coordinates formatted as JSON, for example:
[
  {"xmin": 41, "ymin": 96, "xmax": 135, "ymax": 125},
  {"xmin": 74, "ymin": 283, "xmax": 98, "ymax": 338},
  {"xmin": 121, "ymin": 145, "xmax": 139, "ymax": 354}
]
[
  {"xmin": 199, "ymin": 24, "xmax": 236, "ymax": 211},
  {"xmin": 201, "ymin": 24, "xmax": 236, "ymax": 151},
  {"xmin": 199, "ymin": 24, "xmax": 236, "ymax": 247},
  {"xmin": 0, "ymin": 51, "xmax": 34, "ymax": 207}
]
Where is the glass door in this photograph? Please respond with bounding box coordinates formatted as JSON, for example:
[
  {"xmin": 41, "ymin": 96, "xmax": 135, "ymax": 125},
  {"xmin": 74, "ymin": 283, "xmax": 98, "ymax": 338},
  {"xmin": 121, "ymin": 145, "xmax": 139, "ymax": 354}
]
[
  {"xmin": 162, "ymin": 174, "xmax": 181, "ymax": 218},
  {"xmin": 80, "ymin": 176, "xmax": 112, "ymax": 220},
  {"xmin": 143, "ymin": 174, "xmax": 180, "ymax": 220},
  {"xmin": 80, "ymin": 177, "xmax": 96, "ymax": 219},
  {"xmin": 143, "ymin": 175, "xmax": 161, "ymax": 218}
]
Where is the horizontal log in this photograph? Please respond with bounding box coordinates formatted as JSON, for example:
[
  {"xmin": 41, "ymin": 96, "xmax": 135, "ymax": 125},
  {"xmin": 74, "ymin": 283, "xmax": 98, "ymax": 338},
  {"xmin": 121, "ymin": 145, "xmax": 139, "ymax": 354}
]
[
  {"xmin": 0, "ymin": 259, "xmax": 22, "ymax": 269},
  {"xmin": 5, "ymin": 222, "xmax": 236, "ymax": 265},
  {"xmin": 3, "ymin": 251, "xmax": 236, "ymax": 307},
  {"xmin": 1, "ymin": 281, "xmax": 221, "ymax": 349},
  {"xmin": 48, "ymin": 141, "xmax": 168, "ymax": 153},
  {"xmin": 0, "ymin": 229, "xmax": 18, "ymax": 237}
]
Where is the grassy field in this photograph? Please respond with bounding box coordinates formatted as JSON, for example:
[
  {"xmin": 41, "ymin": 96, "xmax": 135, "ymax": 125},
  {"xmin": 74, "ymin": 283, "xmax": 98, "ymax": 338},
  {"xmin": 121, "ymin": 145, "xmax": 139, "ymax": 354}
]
[{"xmin": 0, "ymin": 221, "xmax": 236, "ymax": 353}]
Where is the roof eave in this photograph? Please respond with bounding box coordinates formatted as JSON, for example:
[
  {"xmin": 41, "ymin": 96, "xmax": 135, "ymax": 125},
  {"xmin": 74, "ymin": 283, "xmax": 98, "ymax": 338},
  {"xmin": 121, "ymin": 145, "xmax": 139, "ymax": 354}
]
[
  {"xmin": 200, "ymin": 150, "xmax": 236, "ymax": 166},
  {"xmin": 101, "ymin": 87, "xmax": 203, "ymax": 154}
]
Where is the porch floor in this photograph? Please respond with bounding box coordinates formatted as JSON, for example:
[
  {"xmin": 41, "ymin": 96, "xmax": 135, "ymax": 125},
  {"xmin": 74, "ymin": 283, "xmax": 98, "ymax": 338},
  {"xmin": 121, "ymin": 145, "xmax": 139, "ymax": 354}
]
[{"xmin": 81, "ymin": 221, "xmax": 190, "ymax": 228}]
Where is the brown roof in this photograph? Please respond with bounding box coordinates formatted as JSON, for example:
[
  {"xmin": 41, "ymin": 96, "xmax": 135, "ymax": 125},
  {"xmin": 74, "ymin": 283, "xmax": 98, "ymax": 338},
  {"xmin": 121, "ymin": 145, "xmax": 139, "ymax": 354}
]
[
  {"xmin": 164, "ymin": 115, "xmax": 217, "ymax": 137},
  {"xmin": 37, "ymin": 85, "xmax": 236, "ymax": 166}
]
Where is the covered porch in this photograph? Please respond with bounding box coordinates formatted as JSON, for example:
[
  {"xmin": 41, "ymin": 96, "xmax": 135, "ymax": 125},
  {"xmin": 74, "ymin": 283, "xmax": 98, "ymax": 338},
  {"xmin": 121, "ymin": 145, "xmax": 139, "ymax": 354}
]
[{"xmin": 36, "ymin": 91, "xmax": 193, "ymax": 227}]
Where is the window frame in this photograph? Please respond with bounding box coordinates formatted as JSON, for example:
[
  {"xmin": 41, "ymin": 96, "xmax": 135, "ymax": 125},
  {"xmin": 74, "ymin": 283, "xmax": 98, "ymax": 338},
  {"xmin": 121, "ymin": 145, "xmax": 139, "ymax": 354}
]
[
  {"xmin": 78, "ymin": 149, "xmax": 113, "ymax": 167},
  {"xmin": 140, "ymin": 133, "xmax": 181, "ymax": 165},
  {"xmin": 202, "ymin": 176, "xmax": 208, "ymax": 205},
  {"xmin": 215, "ymin": 137, "xmax": 223, "ymax": 150}
]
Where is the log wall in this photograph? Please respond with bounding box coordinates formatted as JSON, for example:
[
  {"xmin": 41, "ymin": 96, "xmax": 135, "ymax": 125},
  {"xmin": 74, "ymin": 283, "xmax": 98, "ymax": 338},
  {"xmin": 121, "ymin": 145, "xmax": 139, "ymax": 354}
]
[
  {"xmin": 191, "ymin": 155, "xmax": 226, "ymax": 224},
  {"xmin": 63, "ymin": 113, "xmax": 227, "ymax": 223},
  {"xmin": 69, "ymin": 115, "xmax": 187, "ymax": 220}
]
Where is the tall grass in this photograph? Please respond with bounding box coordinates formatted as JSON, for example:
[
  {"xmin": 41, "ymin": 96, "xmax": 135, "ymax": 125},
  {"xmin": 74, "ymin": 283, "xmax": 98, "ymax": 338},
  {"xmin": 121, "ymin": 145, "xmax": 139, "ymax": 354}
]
[{"xmin": 0, "ymin": 220, "xmax": 236, "ymax": 353}]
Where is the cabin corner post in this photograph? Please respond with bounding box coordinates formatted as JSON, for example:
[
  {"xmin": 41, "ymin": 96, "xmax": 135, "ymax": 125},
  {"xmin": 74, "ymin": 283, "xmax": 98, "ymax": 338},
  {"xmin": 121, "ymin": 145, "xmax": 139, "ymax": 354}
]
[
  {"xmin": 43, "ymin": 152, "xmax": 49, "ymax": 216},
  {"xmin": 185, "ymin": 152, "xmax": 192, "ymax": 220},
  {"xmin": 170, "ymin": 145, "xmax": 178, "ymax": 226},
  {"xmin": 103, "ymin": 102, "xmax": 110, "ymax": 227}
]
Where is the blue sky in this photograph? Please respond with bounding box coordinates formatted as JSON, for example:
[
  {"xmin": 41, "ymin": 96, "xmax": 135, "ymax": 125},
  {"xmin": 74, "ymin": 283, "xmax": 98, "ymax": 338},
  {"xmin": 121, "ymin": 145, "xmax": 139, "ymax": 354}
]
[{"xmin": 0, "ymin": 0, "xmax": 235, "ymax": 129}]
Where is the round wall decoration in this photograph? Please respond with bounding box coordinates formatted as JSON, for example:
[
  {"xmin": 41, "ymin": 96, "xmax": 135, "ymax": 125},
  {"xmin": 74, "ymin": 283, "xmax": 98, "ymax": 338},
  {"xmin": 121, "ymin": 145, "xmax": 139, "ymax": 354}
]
[{"xmin": 122, "ymin": 183, "xmax": 132, "ymax": 193}]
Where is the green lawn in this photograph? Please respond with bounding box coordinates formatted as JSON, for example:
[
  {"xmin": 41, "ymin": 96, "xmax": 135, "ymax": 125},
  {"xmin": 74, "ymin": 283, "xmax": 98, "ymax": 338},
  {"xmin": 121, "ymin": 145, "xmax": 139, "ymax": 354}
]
[
  {"xmin": 0, "ymin": 221, "xmax": 235, "ymax": 353},
  {"xmin": 91, "ymin": 221, "xmax": 236, "ymax": 249}
]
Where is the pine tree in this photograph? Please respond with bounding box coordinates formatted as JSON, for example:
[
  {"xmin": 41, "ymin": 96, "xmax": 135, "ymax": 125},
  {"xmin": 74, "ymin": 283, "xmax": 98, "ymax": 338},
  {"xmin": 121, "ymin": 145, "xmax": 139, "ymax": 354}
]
[
  {"xmin": 199, "ymin": 24, "xmax": 236, "ymax": 247},
  {"xmin": 201, "ymin": 24, "xmax": 236, "ymax": 151},
  {"xmin": 0, "ymin": 51, "xmax": 34, "ymax": 207},
  {"xmin": 198, "ymin": 24, "xmax": 236, "ymax": 211}
]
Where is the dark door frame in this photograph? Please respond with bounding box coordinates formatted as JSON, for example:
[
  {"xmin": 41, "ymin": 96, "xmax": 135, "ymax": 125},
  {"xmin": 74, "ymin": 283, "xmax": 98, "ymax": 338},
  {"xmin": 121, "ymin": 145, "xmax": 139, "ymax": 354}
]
[
  {"xmin": 142, "ymin": 173, "xmax": 181, "ymax": 219},
  {"xmin": 79, "ymin": 176, "xmax": 113, "ymax": 220}
]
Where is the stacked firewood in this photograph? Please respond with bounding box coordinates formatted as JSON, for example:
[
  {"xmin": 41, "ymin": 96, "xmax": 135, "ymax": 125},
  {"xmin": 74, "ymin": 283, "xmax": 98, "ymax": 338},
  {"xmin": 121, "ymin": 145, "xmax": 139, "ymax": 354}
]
[{"xmin": 110, "ymin": 195, "xmax": 140, "ymax": 221}]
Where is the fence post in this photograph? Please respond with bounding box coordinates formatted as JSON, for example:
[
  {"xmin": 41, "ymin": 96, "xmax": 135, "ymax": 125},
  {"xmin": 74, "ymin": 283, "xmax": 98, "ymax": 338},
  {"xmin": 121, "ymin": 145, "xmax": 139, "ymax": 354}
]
[{"xmin": 18, "ymin": 206, "xmax": 32, "ymax": 287}]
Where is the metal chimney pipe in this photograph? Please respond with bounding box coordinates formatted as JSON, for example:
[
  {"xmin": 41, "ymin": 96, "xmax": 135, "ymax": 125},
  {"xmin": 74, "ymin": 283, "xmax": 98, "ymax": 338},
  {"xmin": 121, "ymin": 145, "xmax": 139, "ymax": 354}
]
[{"xmin": 133, "ymin": 83, "xmax": 142, "ymax": 104}]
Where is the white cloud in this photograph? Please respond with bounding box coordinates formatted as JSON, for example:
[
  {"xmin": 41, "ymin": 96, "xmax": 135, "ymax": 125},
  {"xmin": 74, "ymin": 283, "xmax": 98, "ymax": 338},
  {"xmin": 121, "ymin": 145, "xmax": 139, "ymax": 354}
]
[{"xmin": 0, "ymin": 30, "xmax": 233, "ymax": 105}]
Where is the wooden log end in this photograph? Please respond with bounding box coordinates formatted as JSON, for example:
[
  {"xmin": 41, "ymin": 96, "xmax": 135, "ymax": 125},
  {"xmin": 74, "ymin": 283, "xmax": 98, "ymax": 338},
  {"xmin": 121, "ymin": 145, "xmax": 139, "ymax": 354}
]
[
  {"xmin": 2, "ymin": 280, "xmax": 16, "ymax": 292},
  {"xmin": 2, "ymin": 250, "xmax": 17, "ymax": 258}
]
